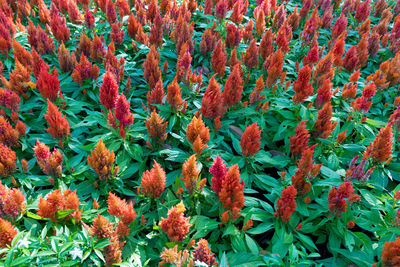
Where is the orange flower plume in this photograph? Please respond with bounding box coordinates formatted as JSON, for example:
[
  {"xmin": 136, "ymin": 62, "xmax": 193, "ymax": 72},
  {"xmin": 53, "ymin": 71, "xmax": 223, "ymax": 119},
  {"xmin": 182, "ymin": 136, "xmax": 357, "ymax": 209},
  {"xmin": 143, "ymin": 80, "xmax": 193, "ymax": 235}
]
[
  {"xmin": 36, "ymin": 68, "xmax": 62, "ymax": 101},
  {"xmin": 240, "ymin": 122, "xmax": 262, "ymax": 157},
  {"xmin": 292, "ymin": 65, "xmax": 313, "ymax": 104},
  {"xmin": 274, "ymin": 185, "xmax": 297, "ymax": 223},
  {"xmin": 249, "ymin": 75, "xmax": 266, "ymax": 105},
  {"xmin": 147, "ymin": 79, "xmax": 165, "ymax": 111},
  {"xmin": 160, "ymin": 201, "xmax": 191, "ymax": 242},
  {"xmin": 366, "ymin": 123, "xmax": 393, "ymax": 163},
  {"xmin": 186, "ymin": 115, "xmax": 210, "ymax": 145},
  {"xmin": 328, "ymin": 182, "xmax": 359, "ymax": 217},
  {"xmin": 222, "ymin": 64, "xmax": 243, "ymax": 108},
  {"xmin": 49, "ymin": 3, "xmax": 70, "ymax": 43},
  {"xmin": 211, "ymin": 40, "xmax": 227, "ymax": 77},
  {"xmin": 290, "ymin": 121, "xmax": 310, "ymax": 157},
  {"xmin": 381, "ymin": 238, "xmax": 400, "ymax": 267},
  {"xmin": 0, "ymin": 143, "xmax": 16, "ymax": 177},
  {"xmin": 71, "ymin": 53, "xmax": 99, "ymax": 85},
  {"xmin": 314, "ymin": 102, "xmax": 337, "ymax": 139},
  {"xmin": 45, "ymin": 100, "xmax": 70, "ymax": 140},
  {"xmin": 34, "ymin": 140, "xmax": 63, "ymax": 178},
  {"xmin": 107, "ymin": 192, "xmax": 137, "ymax": 236},
  {"xmin": 265, "ymin": 48, "xmax": 284, "ymax": 89},
  {"xmin": 37, "ymin": 189, "xmax": 82, "ymax": 222},
  {"xmin": 87, "ymin": 139, "xmax": 118, "ymax": 181},
  {"xmin": 114, "ymin": 93, "xmax": 134, "ymax": 137},
  {"xmin": 0, "ymin": 87, "xmax": 20, "ymax": 112},
  {"xmin": 100, "ymin": 71, "xmax": 119, "ymax": 110},
  {"xmin": 219, "ymin": 164, "xmax": 245, "ymax": 220},
  {"xmin": 145, "ymin": 111, "xmax": 168, "ymax": 144},
  {"xmin": 181, "ymin": 154, "xmax": 203, "ymax": 195},
  {"xmin": 0, "ymin": 116, "xmax": 19, "ymax": 147},
  {"xmin": 140, "ymin": 160, "xmax": 166, "ymax": 198},
  {"xmin": 243, "ymin": 39, "xmax": 259, "ymax": 69},
  {"xmin": 0, "ymin": 181, "xmax": 25, "ymax": 220},
  {"xmin": 201, "ymin": 75, "xmax": 224, "ymax": 120},
  {"xmin": 0, "ymin": 218, "xmax": 17, "ymax": 248},
  {"xmin": 167, "ymin": 77, "xmax": 186, "ymax": 112},
  {"xmin": 176, "ymin": 42, "xmax": 192, "ymax": 84},
  {"xmin": 143, "ymin": 46, "xmax": 161, "ymax": 89},
  {"xmin": 58, "ymin": 43, "xmax": 76, "ymax": 73},
  {"xmin": 192, "ymin": 239, "xmax": 217, "ymax": 266}
]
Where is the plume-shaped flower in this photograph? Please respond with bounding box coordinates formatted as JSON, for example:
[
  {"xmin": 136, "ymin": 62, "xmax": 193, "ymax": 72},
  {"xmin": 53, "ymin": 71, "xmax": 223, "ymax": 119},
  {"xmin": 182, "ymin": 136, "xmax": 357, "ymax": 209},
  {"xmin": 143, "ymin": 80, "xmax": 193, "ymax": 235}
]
[
  {"xmin": 0, "ymin": 116, "xmax": 19, "ymax": 147},
  {"xmin": 290, "ymin": 121, "xmax": 310, "ymax": 157},
  {"xmin": 100, "ymin": 71, "xmax": 119, "ymax": 110},
  {"xmin": 366, "ymin": 123, "xmax": 393, "ymax": 163},
  {"xmin": 243, "ymin": 39, "xmax": 259, "ymax": 69},
  {"xmin": 0, "ymin": 182, "xmax": 25, "ymax": 220},
  {"xmin": 209, "ymin": 155, "xmax": 229, "ymax": 194},
  {"xmin": 34, "ymin": 140, "xmax": 63, "ymax": 178},
  {"xmin": 201, "ymin": 75, "xmax": 224, "ymax": 120},
  {"xmin": 167, "ymin": 77, "xmax": 185, "ymax": 112},
  {"xmin": 0, "ymin": 218, "xmax": 17, "ymax": 248},
  {"xmin": 0, "ymin": 144, "xmax": 16, "ymax": 177},
  {"xmin": 87, "ymin": 139, "xmax": 117, "ymax": 181},
  {"xmin": 222, "ymin": 64, "xmax": 243, "ymax": 108},
  {"xmin": 314, "ymin": 102, "xmax": 337, "ymax": 139},
  {"xmin": 274, "ymin": 186, "xmax": 297, "ymax": 222},
  {"xmin": 58, "ymin": 43, "xmax": 76, "ymax": 73},
  {"xmin": 381, "ymin": 238, "xmax": 400, "ymax": 267},
  {"xmin": 71, "ymin": 53, "xmax": 99, "ymax": 85},
  {"xmin": 293, "ymin": 65, "xmax": 313, "ymax": 104},
  {"xmin": 36, "ymin": 69, "xmax": 62, "ymax": 101},
  {"xmin": 140, "ymin": 160, "xmax": 166, "ymax": 198},
  {"xmin": 143, "ymin": 46, "xmax": 161, "ymax": 89},
  {"xmin": 107, "ymin": 192, "xmax": 136, "ymax": 227},
  {"xmin": 145, "ymin": 111, "xmax": 168, "ymax": 144},
  {"xmin": 181, "ymin": 155, "xmax": 201, "ymax": 195},
  {"xmin": 44, "ymin": 100, "xmax": 70, "ymax": 140},
  {"xmin": 328, "ymin": 182, "xmax": 359, "ymax": 217},
  {"xmin": 240, "ymin": 122, "xmax": 262, "ymax": 157},
  {"xmin": 211, "ymin": 40, "xmax": 227, "ymax": 77},
  {"xmin": 147, "ymin": 79, "xmax": 165, "ymax": 111},
  {"xmin": 38, "ymin": 189, "xmax": 82, "ymax": 222},
  {"xmin": 192, "ymin": 239, "xmax": 217, "ymax": 266},
  {"xmin": 160, "ymin": 202, "xmax": 191, "ymax": 242},
  {"xmin": 114, "ymin": 93, "xmax": 134, "ymax": 137}
]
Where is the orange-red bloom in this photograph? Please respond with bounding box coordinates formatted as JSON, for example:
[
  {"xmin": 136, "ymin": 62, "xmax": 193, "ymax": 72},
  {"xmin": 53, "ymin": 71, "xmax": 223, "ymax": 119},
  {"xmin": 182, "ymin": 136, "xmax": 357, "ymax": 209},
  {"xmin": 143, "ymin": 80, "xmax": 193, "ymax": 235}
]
[
  {"xmin": 50, "ymin": 3, "xmax": 70, "ymax": 43},
  {"xmin": 145, "ymin": 111, "xmax": 168, "ymax": 144},
  {"xmin": 367, "ymin": 123, "xmax": 393, "ymax": 163},
  {"xmin": 290, "ymin": 121, "xmax": 310, "ymax": 157},
  {"xmin": 114, "ymin": 93, "xmax": 134, "ymax": 137},
  {"xmin": 314, "ymin": 102, "xmax": 337, "ymax": 139},
  {"xmin": 107, "ymin": 192, "xmax": 137, "ymax": 228},
  {"xmin": 71, "ymin": 53, "xmax": 99, "ymax": 85},
  {"xmin": 140, "ymin": 160, "xmax": 166, "ymax": 198},
  {"xmin": 274, "ymin": 185, "xmax": 297, "ymax": 223},
  {"xmin": 37, "ymin": 189, "xmax": 82, "ymax": 222},
  {"xmin": 58, "ymin": 43, "xmax": 76, "ymax": 73},
  {"xmin": 381, "ymin": 238, "xmax": 400, "ymax": 266},
  {"xmin": 0, "ymin": 116, "xmax": 19, "ymax": 147},
  {"xmin": 293, "ymin": 65, "xmax": 313, "ymax": 104},
  {"xmin": 147, "ymin": 79, "xmax": 165, "ymax": 111},
  {"xmin": 0, "ymin": 218, "xmax": 17, "ymax": 248},
  {"xmin": 328, "ymin": 182, "xmax": 359, "ymax": 217},
  {"xmin": 181, "ymin": 155, "xmax": 202, "ymax": 195},
  {"xmin": 100, "ymin": 71, "xmax": 119, "ymax": 110},
  {"xmin": 240, "ymin": 122, "xmax": 262, "ymax": 157},
  {"xmin": 36, "ymin": 68, "xmax": 62, "ymax": 101},
  {"xmin": 186, "ymin": 115, "xmax": 210, "ymax": 145},
  {"xmin": 44, "ymin": 100, "xmax": 70, "ymax": 140},
  {"xmin": 223, "ymin": 64, "xmax": 243, "ymax": 108},
  {"xmin": 34, "ymin": 140, "xmax": 63, "ymax": 178},
  {"xmin": 243, "ymin": 39, "xmax": 259, "ymax": 69},
  {"xmin": 87, "ymin": 139, "xmax": 117, "ymax": 181},
  {"xmin": 0, "ymin": 181, "xmax": 25, "ymax": 220},
  {"xmin": 201, "ymin": 75, "xmax": 224, "ymax": 120},
  {"xmin": 265, "ymin": 49, "xmax": 284, "ymax": 88},
  {"xmin": 192, "ymin": 239, "xmax": 217, "ymax": 266},
  {"xmin": 211, "ymin": 40, "xmax": 227, "ymax": 77},
  {"xmin": 0, "ymin": 143, "xmax": 16, "ymax": 177},
  {"xmin": 167, "ymin": 77, "xmax": 185, "ymax": 112},
  {"xmin": 160, "ymin": 201, "xmax": 191, "ymax": 242},
  {"xmin": 218, "ymin": 164, "xmax": 245, "ymax": 220},
  {"xmin": 209, "ymin": 155, "xmax": 229, "ymax": 194}
]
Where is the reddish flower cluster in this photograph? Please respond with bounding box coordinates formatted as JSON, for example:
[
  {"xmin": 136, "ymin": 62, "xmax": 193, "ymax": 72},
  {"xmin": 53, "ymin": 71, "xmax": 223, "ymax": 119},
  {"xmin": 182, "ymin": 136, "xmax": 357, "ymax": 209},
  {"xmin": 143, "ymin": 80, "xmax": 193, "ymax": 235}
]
[
  {"xmin": 0, "ymin": 88, "xmax": 20, "ymax": 112},
  {"xmin": 44, "ymin": 100, "xmax": 70, "ymax": 140},
  {"xmin": 211, "ymin": 40, "xmax": 226, "ymax": 77},
  {"xmin": 181, "ymin": 155, "xmax": 205, "ymax": 195},
  {"xmin": 218, "ymin": 165, "xmax": 245, "ymax": 220},
  {"xmin": 58, "ymin": 43, "xmax": 76, "ymax": 73},
  {"xmin": 192, "ymin": 239, "xmax": 217, "ymax": 266},
  {"xmin": 274, "ymin": 185, "xmax": 297, "ymax": 223},
  {"xmin": 147, "ymin": 80, "xmax": 165, "ymax": 111},
  {"xmin": 209, "ymin": 155, "xmax": 229, "ymax": 194},
  {"xmin": 366, "ymin": 123, "xmax": 393, "ymax": 163},
  {"xmin": 293, "ymin": 65, "xmax": 313, "ymax": 104},
  {"xmin": 143, "ymin": 46, "xmax": 161, "ymax": 89},
  {"xmin": 351, "ymin": 82, "xmax": 376, "ymax": 113},
  {"xmin": 240, "ymin": 122, "xmax": 262, "ymax": 157},
  {"xmin": 87, "ymin": 139, "xmax": 118, "ymax": 181},
  {"xmin": 0, "ymin": 143, "xmax": 16, "ymax": 177},
  {"xmin": 100, "ymin": 71, "xmax": 119, "ymax": 110},
  {"xmin": 0, "ymin": 116, "xmax": 19, "ymax": 147},
  {"xmin": 71, "ymin": 53, "xmax": 99, "ymax": 85},
  {"xmin": 114, "ymin": 93, "xmax": 134, "ymax": 137},
  {"xmin": 186, "ymin": 115, "xmax": 209, "ymax": 155},
  {"xmin": 345, "ymin": 155, "xmax": 375, "ymax": 182},
  {"xmin": 328, "ymin": 182, "xmax": 360, "ymax": 217},
  {"xmin": 160, "ymin": 201, "xmax": 191, "ymax": 242},
  {"xmin": 290, "ymin": 121, "xmax": 310, "ymax": 157},
  {"xmin": 49, "ymin": 3, "xmax": 70, "ymax": 43},
  {"xmin": 0, "ymin": 181, "xmax": 25, "ymax": 220},
  {"xmin": 38, "ymin": 189, "xmax": 82, "ymax": 222},
  {"xmin": 223, "ymin": 64, "xmax": 243, "ymax": 108},
  {"xmin": 36, "ymin": 69, "xmax": 62, "ymax": 101},
  {"xmin": 201, "ymin": 75, "xmax": 224, "ymax": 120},
  {"xmin": 145, "ymin": 111, "xmax": 168, "ymax": 145},
  {"xmin": 107, "ymin": 193, "xmax": 137, "ymax": 237},
  {"xmin": 34, "ymin": 140, "xmax": 63, "ymax": 178},
  {"xmin": 0, "ymin": 218, "xmax": 17, "ymax": 248},
  {"xmin": 314, "ymin": 102, "xmax": 337, "ymax": 139},
  {"xmin": 167, "ymin": 77, "xmax": 186, "ymax": 112},
  {"xmin": 381, "ymin": 238, "xmax": 400, "ymax": 267},
  {"xmin": 140, "ymin": 160, "xmax": 166, "ymax": 198}
]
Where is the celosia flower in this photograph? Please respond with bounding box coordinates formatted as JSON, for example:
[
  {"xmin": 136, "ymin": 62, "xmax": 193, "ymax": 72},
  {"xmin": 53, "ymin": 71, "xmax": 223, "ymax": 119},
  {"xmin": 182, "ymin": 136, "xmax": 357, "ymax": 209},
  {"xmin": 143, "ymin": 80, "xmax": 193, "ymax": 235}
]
[
  {"xmin": 209, "ymin": 155, "xmax": 229, "ymax": 194},
  {"xmin": 160, "ymin": 201, "xmax": 191, "ymax": 242},
  {"xmin": 332, "ymin": 12, "xmax": 348, "ymax": 41},
  {"xmin": 0, "ymin": 218, "xmax": 17, "ymax": 248},
  {"xmin": 68, "ymin": 0, "xmax": 83, "ymax": 24},
  {"xmin": 111, "ymin": 23, "xmax": 124, "ymax": 46},
  {"xmin": 87, "ymin": 139, "xmax": 117, "ymax": 181},
  {"xmin": 0, "ymin": 87, "xmax": 20, "ymax": 112},
  {"xmin": 167, "ymin": 77, "xmax": 186, "ymax": 112},
  {"xmin": 71, "ymin": 53, "xmax": 99, "ymax": 85},
  {"xmin": 147, "ymin": 79, "xmax": 165, "ymax": 111},
  {"xmin": 50, "ymin": 3, "xmax": 70, "ymax": 43},
  {"xmin": 44, "ymin": 100, "xmax": 70, "ymax": 140},
  {"xmin": 34, "ymin": 140, "xmax": 63, "ymax": 178},
  {"xmin": 176, "ymin": 42, "xmax": 192, "ymax": 84},
  {"xmin": 303, "ymin": 45, "xmax": 319, "ymax": 66},
  {"xmin": 249, "ymin": 75, "xmax": 266, "ymax": 105},
  {"xmin": 215, "ymin": 0, "xmax": 227, "ymax": 20},
  {"xmin": 219, "ymin": 165, "xmax": 245, "ymax": 220},
  {"xmin": 265, "ymin": 49, "xmax": 284, "ymax": 88},
  {"xmin": 315, "ymin": 79, "xmax": 332, "ymax": 108},
  {"xmin": 211, "ymin": 40, "xmax": 226, "ymax": 77},
  {"xmin": 186, "ymin": 115, "xmax": 210, "ymax": 145},
  {"xmin": 243, "ymin": 39, "xmax": 259, "ymax": 69},
  {"xmin": 192, "ymin": 239, "xmax": 217, "ymax": 266},
  {"xmin": 0, "ymin": 144, "xmax": 16, "ymax": 177},
  {"xmin": 273, "ymin": 4, "xmax": 287, "ymax": 30},
  {"xmin": 200, "ymin": 27, "xmax": 218, "ymax": 55},
  {"xmin": 336, "ymin": 130, "xmax": 347, "ymax": 144},
  {"xmin": 114, "ymin": 93, "xmax": 134, "ymax": 137},
  {"xmin": 201, "ymin": 75, "xmax": 224, "ymax": 120},
  {"xmin": 84, "ymin": 10, "xmax": 95, "ymax": 29},
  {"xmin": 143, "ymin": 46, "xmax": 161, "ymax": 89},
  {"xmin": 12, "ymin": 39, "xmax": 32, "ymax": 69},
  {"xmin": 172, "ymin": 14, "xmax": 194, "ymax": 54},
  {"xmin": 15, "ymin": 121, "xmax": 26, "ymax": 137},
  {"xmin": 366, "ymin": 123, "xmax": 393, "ymax": 163},
  {"xmin": 107, "ymin": 192, "xmax": 136, "ymax": 231},
  {"xmin": 345, "ymin": 155, "xmax": 374, "ymax": 182},
  {"xmin": 259, "ymin": 29, "xmax": 273, "ymax": 61},
  {"xmin": 38, "ymin": 189, "xmax": 82, "ymax": 222},
  {"xmin": 58, "ymin": 43, "xmax": 76, "ymax": 73},
  {"xmin": 106, "ymin": 0, "xmax": 117, "ymax": 24},
  {"xmin": 0, "ymin": 182, "xmax": 26, "ymax": 220},
  {"xmin": 314, "ymin": 102, "xmax": 337, "ymax": 139},
  {"xmin": 27, "ymin": 20, "xmax": 55, "ymax": 55},
  {"xmin": 225, "ymin": 23, "xmax": 241, "ymax": 49},
  {"xmin": 146, "ymin": 111, "xmax": 168, "ymax": 144},
  {"xmin": 7, "ymin": 60, "xmax": 30, "ymax": 99},
  {"xmin": 290, "ymin": 121, "xmax": 310, "ymax": 157},
  {"xmin": 381, "ymin": 238, "xmax": 400, "ymax": 267},
  {"xmin": 90, "ymin": 34, "xmax": 106, "ymax": 62},
  {"xmin": 100, "ymin": 71, "xmax": 119, "ymax": 110},
  {"xmin": 343, "ymin": 46, "xmax": 359, "ymax": 72},
  {"xmin": 222, "ymin": 64, "xmax": 243, "ymax": 108},
  {"xmin": 79, "ymin": 32, "xmax": 92, "ymax": 57},
  {"xmin": 230, "ymin": 0, "xmax": 243, "ymax": 24},
  {"xmin": 0, "ymin": 116, "xmax": 19, "ymax": 147},
  {"xmin": 274, "ymin": 185, "xmax": 297, "ymax": 222},
  {"xmin": 240, "ymin": 122, "xmax": 262, "ymax": 157},
  {"xmin": 328, "ymin": 182, "xmax": 359, "ymax": 217},
  {"xmin": 140, "ymin": 160, "xmax": 166, "ymax": 198},
  {"xmin": 293, "ymin": 65, "xmax": 313, "ymax": 104},
  {"xmin": 228, "ymin": 48, "xmax": 240, "ymax": 69},
  {"xmin": 355, "ymin": 0, "xmax": 371, "ymax": 23},
  {"xmin": 181, "ymin": 155, "xmax": 202, "ymax": 195},
  {"xmin": 149, "ymin": 12, "xmax": 163, "ymax": 48},
  {"xmin": 36, "ymin": 68, "xmax": 62, "ymax": 101}
]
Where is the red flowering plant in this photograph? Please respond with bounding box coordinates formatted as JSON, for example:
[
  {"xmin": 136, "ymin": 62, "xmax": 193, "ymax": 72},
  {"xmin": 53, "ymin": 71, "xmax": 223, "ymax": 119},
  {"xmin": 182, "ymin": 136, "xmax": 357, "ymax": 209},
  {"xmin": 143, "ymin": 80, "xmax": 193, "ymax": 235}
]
[{"xmin": 1, "ymin": 0, "xmax": 400, "ymax": 265}]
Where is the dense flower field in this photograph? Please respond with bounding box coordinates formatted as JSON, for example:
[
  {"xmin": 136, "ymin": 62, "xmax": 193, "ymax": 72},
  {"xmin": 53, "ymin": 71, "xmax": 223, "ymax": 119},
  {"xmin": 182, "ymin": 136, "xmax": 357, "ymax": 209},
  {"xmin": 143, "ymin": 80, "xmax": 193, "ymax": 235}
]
[{"xmin": 0, "ymin": 0, "xmax": 400, "ymax": 265}]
